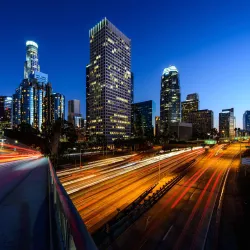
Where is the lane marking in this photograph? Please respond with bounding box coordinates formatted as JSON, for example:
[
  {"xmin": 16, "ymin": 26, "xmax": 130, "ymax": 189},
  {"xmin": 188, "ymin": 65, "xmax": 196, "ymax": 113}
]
[{"xmin": 163, "ymin": 225, "xmax": 173, "ymax": 241}]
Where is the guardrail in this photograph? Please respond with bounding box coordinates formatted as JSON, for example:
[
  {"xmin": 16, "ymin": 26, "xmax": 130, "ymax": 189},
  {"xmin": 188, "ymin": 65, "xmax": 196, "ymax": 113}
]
[{"xmin": 48, "ymin": 159, "xmax": 97, "ymax": 250}]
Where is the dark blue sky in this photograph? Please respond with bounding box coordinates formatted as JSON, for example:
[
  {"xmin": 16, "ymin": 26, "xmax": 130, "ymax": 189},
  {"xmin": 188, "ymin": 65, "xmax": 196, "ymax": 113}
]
[{"xmin": 1, "ymin": 0, "xmax": 249, "ymax": 128}]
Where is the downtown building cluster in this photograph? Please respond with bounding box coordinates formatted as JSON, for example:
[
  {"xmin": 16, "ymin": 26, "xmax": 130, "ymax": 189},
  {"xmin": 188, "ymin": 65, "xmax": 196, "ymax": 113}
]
[
  {"xmin": 1, "ymin": 41, "xmax": 65, "ymax": 132},
  {"xmin": 85, "ymin": 18, "xmax": 245, "ymax": 143},
  {"xmin": 1, "ymin": 18, "xmax": 248, "ymax": 141}
]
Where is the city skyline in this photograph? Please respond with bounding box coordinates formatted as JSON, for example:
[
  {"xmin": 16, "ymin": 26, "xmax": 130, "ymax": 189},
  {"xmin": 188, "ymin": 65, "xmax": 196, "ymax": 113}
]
[{"xmin": 0, "ymin": 1, "xmax": 250, "ymax": 128}]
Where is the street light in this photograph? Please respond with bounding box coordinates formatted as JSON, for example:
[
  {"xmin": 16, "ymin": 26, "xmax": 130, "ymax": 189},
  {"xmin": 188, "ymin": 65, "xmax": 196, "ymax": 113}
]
[{"xmin": 80, "ymin": 148, "xmax": 82, "ymax": 168}]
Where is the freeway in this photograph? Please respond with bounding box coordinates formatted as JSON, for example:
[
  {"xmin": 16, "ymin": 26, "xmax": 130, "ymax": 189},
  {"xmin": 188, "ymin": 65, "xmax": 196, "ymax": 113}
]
[
  {"xmin": 109, "ymin": 144, "xmax": 240, "ymax": 250},
  {"xmin": 59, "ymin": 147, "xmax": 205, "ymax": 233}
]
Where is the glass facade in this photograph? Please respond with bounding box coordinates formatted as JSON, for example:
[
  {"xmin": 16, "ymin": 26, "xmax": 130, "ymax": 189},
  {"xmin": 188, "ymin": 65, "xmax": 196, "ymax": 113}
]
[
  {"xmin": 243, "ymin": 111, "xmax": 250, "ymax": 132},
  {"xmin": 0, "ymin": 96, "xmax": 12, "ymax": 128},
  {"xmin": 87, "ymin": 18, "xmax": 132, "ymax": 144},
  {"xmin": 68, "ymin": 99, "xmax": 81, "ymax": 125},
  {"xmin": 24, "ymin": 41, "xmax": 40, "ymax": 79},
  {"xmin": 181, "ymin": 93, "xmax": 199, "ymax": 122},
  {"xmin": 160, "ymin": 66, "xmax": 180, "ymax": 135},
  {"xmin": 131, "ymin": 100, "xmax": 155, "ymax": 137},
  {"xmin": 51, "ymin": 93, "xmax": 65, "ymax": 122},
  {"xmin": 219, "ymin": 108, "xmax": 235, "ymax": 138},
  {"xmin": 13, "ymin": 79, "xmax": 46, "ymax": 131}
]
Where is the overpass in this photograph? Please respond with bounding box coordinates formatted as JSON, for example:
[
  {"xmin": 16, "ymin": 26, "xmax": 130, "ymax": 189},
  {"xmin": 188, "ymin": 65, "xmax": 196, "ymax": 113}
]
[{"xmin": 0, "ymin": 140, "xmax": 97, "ymax": 250}]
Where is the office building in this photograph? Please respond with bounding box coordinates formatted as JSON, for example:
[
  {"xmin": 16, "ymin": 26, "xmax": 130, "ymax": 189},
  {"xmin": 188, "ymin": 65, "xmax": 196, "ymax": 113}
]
[
  {"xmin": 181, "ymin": 93, "xmax": 199, "ymax": 122},
  {"xmin": 188, "ymin": 109, "xmax": 214, "ymax": 138},
  {"xmin": 160, "ymin": 66, "xmax": 181, "ymax": 135},
  {"xmin": 43, "ymin": 83, "xmax": 53, "ymax": 126},
  {"xmin": 131, "ymin": 100, "xmax": 155, "ymax": 137},
  {"xmin": 13, "ymin": 41, "xmax": 62, "ymax": 131},
  {"xmin": 68, "ymin": 99, "xmax": 80, "ymax": 124},
  {"xmin": 74, "ymin": 115, "xmax": 85, "ymax": 128},
  {"xmin": 219, "ymin": 108, "xmax": 235, "ymax": 138},
  {"xmin": 24, "ymin": 41, "xmax": 40, "ymax": 79},
  {"xmin": 0, "ymin": 96, "xmax": 12, "ymax": 128},
  {"xmin": 155, "ymin": 116, "xmax": 160, "ymax": 137},
  {"xmin": 86, "ymin": 18, "xmax": 132, "ymax": 144},
  {"xmin": 13, "ymin": 79, "xmax": 46, "ymax": 131},
  {"xmin": 131, "ymin": 72, "xmax": 134, "ymax": 104},
  {"xmin": 243, "ymin": 111, "xmax": 250, "ymax": 132},
  {"xmin": 51, "ymin": 93, "xmax": 65, "ymax": 122},
  {"xmin": 170, "ymin": 122, "xmax": 192, "ymax": 141}
]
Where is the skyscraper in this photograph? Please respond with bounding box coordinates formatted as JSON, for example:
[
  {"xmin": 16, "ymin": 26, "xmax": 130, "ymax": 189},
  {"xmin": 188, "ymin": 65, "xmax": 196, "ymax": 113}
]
[
  {"xmin": 0, "ymin": 96, "xmax": 12, "ymax": 128},
  {"xmin": 243, "ymin": 111, "xmax": 250, "ymax": 132},
  {"xmin": 131, "ymin": 100, "xmax": 155, "ymax": 137},
  {"xmin": 13, "ymin": 41, "xmax": 61, "ymax": 132},
  {"xmin": 24, "ymin": 41, "xmax": 40, "ymax": 79},
  {"xmin": 181, "ymin": 93, "xmax": 199, "ymax": 122},
  {"xmin": 68, "ymin": 99, "xmax": 80, "ymax": 124},
  {"xmin": 219, "ymin": 108, "xmax": 235, "ymax": 138},
  {"xmin": 160, "ymin": 66, "xmax": 180, "ymax": 135},
  {"xmin": 86, "ymin": 18, "xmax": 131, "ymax": 144},
  {"xmin": 13, "ymin": 79, "xmax": 46, "ymax": 131},
  {"xmin": 188, "ymin": 109, "xmax": 214, "ymax": 138},
  {"xmin": 51, "ymin": 93, "xmax": 65, "ymax": 122}
]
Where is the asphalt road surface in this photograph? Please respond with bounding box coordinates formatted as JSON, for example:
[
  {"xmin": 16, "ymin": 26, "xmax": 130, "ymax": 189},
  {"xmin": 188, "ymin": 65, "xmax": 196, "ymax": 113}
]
[
  {"xmin": 59, "ymin": 147, "xmax": 205, "ymax": 233},
  {"xmin": 108, "ymin": 144, "xmax": 240, "ymax": 250}
]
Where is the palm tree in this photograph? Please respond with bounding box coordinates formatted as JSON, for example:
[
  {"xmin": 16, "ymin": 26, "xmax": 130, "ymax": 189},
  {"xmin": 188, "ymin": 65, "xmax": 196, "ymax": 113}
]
[
  {"xmin": 234, "ymin": 128, "xmax": 237, "ymax": 137},
  {"xmin": 238, "ymin": 128, "xmax": 241, "ymax": 138}
]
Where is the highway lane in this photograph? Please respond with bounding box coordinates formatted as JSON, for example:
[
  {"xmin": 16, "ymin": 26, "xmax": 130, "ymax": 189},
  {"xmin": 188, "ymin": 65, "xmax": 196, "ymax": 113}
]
[
  {"xmin": 108, "ymin": 144, "xmax": 240, "ymax": 250},
  {"xmin": 59, "ymin": 147, "xmax": 205, "ymax": 233}
]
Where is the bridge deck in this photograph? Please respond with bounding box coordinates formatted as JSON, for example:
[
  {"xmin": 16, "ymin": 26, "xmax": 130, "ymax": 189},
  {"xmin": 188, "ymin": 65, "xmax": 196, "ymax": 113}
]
[{"xmin": 0, "ymin": 158, "xmax": 50, "ymax": 250}]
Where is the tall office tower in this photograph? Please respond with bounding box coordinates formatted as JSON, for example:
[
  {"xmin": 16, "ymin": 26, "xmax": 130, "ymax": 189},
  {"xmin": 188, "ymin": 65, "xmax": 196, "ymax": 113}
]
[
  {"xmin": 12, "ymin": 90, "xmax": 21, "ymax": 127},
  {"xmin": 155, "ymin": 116, "xmax": 160, "ymax": 137},
  {"xmin": 131, "ymin": 100, "xmax": 155, "ymax": 137},
  {"xmin": 68, "ymin": 99, "xmax": 80, "ymax": 124},
  {"xmin": 24, "ymin": 41, "xmax": 40, "ymax": 79},
  {"xmin": 51, "ymin": 93, "xmax": 65, "ymax": 122},
  {"xmin": 181, "ymin": 93, "xmax": 199, "ymax": 122},
  {"xmin": 86, "ymin": 18, "xmax": 132, "ymax": 144},
  {"xmin": 160, "ymin": 66, "xmax": 180, "ymax": 135},
  {"xmin": 0, "ymin": 96, "xmax": 12, "ymax": 128},
  {"xmin": 188, "ymin": 109, "xmax": 214, "ymax": 138},
  {"xmin": 243, "ymin": 111, "xmax": 250, "ymax": 132},
  {"xmin": 131, "ymin": 72, "xmax": 134, "ymax": 104},
  {"xmin": 219, "ymin": 108, "xmax": 235, "ymax": 138},
  {"xmin": 43, "ymin": 83, "xmax": 53, "ymax": 126}
]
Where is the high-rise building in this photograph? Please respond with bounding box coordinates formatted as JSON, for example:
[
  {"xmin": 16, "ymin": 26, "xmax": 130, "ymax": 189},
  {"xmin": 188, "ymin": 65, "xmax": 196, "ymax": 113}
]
[
  {"xmin": 160, "ymin": 66, "xmax": 180, "ymax": 135},
  {"xmin": 13, "ymin": 79, "xmax": 46, "ymax": 131},
  {"xmin": 13, "ymin": 41, "xmax": 62, "ymax": 132},
  {"xmin": 68, "ymin": 99, "xmax": 80, "ymax": 125},
  {"xmin": 155, "ymin": 116, "xmax": 160, "ymax": 137},
  {"xmin": 86, "ymin": 18, "xmax": 131, "ymax": 144},
  {"xmin": 131, "ymin": 100, "xmax": 155, "ymax": 137},
  {"xmin": 243, "ymin": 111, "xmax": 250, "ymax": 132},
  {"xmin": 188, "ymin": 109, "xmax": 213, "ymax": 138},
  {"xmin": 131, "ymin": 72, "xmax": 134, "ymax": 104},
  {"xmin": 24, "ymin": 41, "xmax": 40, "ymax": 79},
  {"xmin": 181, "ymin": 93, "xmax": 199, "ymax": 122},
  {"xmin": 51, "ymin": 93, "xmax": 65, "ymax": 122},
  {"xmin": 219, "ymin": 108, "xmax": 235, "ymax": 138},
  {"xmin": 0, "ymin": 96, "xmax": 12, "ymax": 128},
  {"xmin": 43, "ymin": 83, "xmax": 53, "ymax": 126}
]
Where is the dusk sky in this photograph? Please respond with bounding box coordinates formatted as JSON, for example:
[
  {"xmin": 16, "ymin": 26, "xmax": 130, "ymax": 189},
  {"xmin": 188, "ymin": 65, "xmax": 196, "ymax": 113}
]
[{"xmin": 0, "ymin": 0, "xmax": 249, "ymax": 128}]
